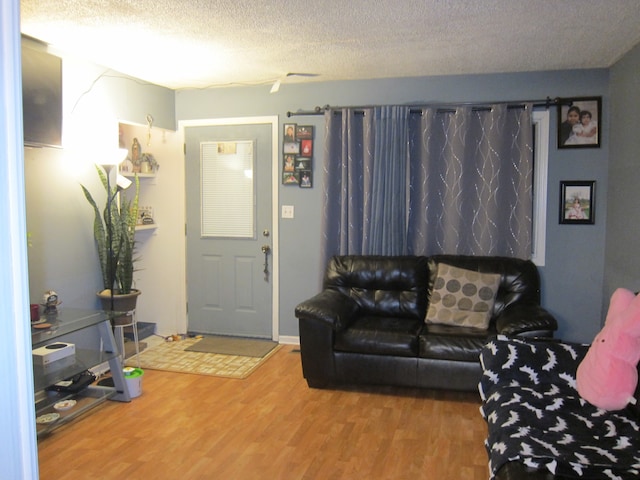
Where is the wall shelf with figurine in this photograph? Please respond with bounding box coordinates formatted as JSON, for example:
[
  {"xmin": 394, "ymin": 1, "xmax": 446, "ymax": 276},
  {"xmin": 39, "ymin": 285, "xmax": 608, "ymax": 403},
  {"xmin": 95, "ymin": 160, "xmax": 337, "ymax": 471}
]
[
  {"xmin": 118, "ymin": 121, "xmax": 159, "ymax": 231},
  {"xmin": 135, "ymin": 224, "xmax": 158, "ymax": 231},
  {"xmin": 123, "ymin": 172, "xmax": 156, "ymax": 179}
]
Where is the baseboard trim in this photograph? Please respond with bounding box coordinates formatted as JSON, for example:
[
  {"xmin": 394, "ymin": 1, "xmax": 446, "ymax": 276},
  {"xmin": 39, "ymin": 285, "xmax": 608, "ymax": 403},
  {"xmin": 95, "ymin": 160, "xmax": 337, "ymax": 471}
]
[{"xmin": 278, "ymin": 335, "xmax": 299, "ymax": 345}]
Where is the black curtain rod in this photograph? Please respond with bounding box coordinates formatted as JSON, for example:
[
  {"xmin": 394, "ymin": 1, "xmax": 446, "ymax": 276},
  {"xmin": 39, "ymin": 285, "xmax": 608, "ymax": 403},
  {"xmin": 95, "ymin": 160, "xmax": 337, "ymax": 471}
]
[{"xmin": 286, "ymin": 97, "xmax": 571, "ymax": 117}]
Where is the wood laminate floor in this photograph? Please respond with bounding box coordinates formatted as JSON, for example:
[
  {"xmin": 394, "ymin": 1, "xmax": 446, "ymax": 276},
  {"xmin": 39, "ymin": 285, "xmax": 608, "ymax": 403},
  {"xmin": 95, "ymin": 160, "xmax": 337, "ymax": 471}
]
[{"xmin": 37, "ymin": 346, "xmax": 489, "ymax": 480}]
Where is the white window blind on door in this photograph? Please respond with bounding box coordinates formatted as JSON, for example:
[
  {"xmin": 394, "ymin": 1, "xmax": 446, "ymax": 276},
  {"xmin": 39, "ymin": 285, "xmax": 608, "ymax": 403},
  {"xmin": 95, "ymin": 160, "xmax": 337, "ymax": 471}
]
[{"xmin": 201, "ymin": 140, "xmax": 255, "ymax": 238}]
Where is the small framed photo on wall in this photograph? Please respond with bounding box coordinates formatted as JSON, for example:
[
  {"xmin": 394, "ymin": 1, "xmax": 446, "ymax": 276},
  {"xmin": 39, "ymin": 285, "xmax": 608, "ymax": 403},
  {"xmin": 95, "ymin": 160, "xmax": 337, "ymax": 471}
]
[
  {"xmin": 557, "ymin": 96, "xmax": 601, "ymax": 149},
  {"xmin": 284, "ymin": 124, "xmax": 296, "ymax": 142},
  {"xmin": 283, "ymin": 172, "xmax": 298, "ymax": 185},
  {"xmin": 283, "ymin": 154, "xmax": 295, "ymax": 172},
  {"xmin": 283, "ymin": 141, "xmax": 299, "ymax": 155},
  {"xmin": 299, "ymin": 170, "xmax": 312, "ymax": 188},
  {"xmin": 296, "ymin": 125, "xmax": 313, "ymax": 139},
  {"xmin": 295, "ymin": 159, "xmax": 311, "ymax": 171},
  {"xmin": 300, "ymin": 139, "xmax": 313, "ymax": 158},
  {"xmin": 560, "ymin": 181, "xmax": 595, "ymax": 224}
]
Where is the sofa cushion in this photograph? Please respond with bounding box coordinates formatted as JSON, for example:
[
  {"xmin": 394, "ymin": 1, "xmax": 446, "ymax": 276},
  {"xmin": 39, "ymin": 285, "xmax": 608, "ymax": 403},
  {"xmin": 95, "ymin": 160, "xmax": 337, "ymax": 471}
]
[
  {"xmin": 427, "ymin": 255, "xmax": 542, "ymax": 320},
  {"xmin": 324, "ymin": 255, "xmax": 430, "ymax": 320},
  {"xmin": 425, "ymin": 263, "xmax": 500, "ymax": 329},
  {"xmin": 334, "ymin": 316, "xmax": 422, "ymax": 357},
  {"xmin": 419, "ymin": 323, "xmax": 496, "ymax": 361}
]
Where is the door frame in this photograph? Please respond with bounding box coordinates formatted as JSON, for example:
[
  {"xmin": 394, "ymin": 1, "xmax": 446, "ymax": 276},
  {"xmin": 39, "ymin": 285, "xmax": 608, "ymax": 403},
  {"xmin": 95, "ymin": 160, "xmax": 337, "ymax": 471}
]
[{"xmin": 178, "ymin": 116, "xmax": 280, "ymax": 340}]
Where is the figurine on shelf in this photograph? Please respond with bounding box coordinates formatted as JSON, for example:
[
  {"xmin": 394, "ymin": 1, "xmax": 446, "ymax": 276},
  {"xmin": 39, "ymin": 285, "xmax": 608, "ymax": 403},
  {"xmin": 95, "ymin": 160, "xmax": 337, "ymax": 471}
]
[
  {"xmin": 131, "ymin": 138, "xmax": 142, "ymax": 173},
  {"xmin": 42, "ymin": 290, "xmax": 61, "ymax": 315},
  {"xmin": 119, "ymin": 155, "xmax": 133, "ymax": 173},
  {"xmin": 141, "ymin": 210, "xmax": 154, "ymax": 225},
  {"xmin": 140, "ymin": 153, "xmax": 159, "ymax": 174}
]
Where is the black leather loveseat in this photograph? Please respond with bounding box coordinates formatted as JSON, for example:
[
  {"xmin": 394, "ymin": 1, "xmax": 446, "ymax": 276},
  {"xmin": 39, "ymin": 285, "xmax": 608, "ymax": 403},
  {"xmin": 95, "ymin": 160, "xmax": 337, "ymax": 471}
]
[{"xmin": 295, "ymin": 255, "xmax": 557, "ymax": 391}]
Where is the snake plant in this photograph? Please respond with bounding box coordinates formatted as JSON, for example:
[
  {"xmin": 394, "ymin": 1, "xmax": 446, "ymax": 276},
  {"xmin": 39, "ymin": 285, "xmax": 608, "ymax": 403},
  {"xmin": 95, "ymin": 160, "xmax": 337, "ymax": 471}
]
[{"xmin": 81, "ymin": 165, "xmax": 139, "ymax": 294}]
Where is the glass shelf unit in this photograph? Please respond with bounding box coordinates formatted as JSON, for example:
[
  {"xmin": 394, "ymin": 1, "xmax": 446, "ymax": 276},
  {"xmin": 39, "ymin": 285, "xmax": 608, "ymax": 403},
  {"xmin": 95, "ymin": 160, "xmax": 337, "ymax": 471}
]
[{"xmin": 32, "ymin": 308, "xmax": 130, "ymax": 437}]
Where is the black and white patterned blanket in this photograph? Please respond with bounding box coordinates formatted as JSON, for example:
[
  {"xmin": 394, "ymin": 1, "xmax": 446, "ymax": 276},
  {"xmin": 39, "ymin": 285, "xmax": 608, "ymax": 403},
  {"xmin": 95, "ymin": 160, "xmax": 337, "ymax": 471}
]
[{"xmin": 479, "ymin": 336, "xmax": 640, "ymax": 479}]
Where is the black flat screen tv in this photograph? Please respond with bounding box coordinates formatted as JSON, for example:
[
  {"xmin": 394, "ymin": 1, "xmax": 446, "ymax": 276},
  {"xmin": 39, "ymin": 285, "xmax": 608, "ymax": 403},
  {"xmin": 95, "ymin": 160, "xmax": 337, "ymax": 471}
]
[{"xmin": 21, "ymin": 39, "xmax": 63, "ymax": 148}]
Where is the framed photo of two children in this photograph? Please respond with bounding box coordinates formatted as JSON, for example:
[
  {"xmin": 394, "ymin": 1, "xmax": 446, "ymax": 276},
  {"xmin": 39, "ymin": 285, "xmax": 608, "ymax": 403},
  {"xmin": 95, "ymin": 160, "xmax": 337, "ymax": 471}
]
[{"xmin": 557, "ymin": 96, "xmax": 601, "ymax": 149}]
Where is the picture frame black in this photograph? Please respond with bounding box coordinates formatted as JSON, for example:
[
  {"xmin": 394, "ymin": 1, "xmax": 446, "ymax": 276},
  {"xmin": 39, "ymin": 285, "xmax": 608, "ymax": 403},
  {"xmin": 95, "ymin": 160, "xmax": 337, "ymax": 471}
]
[
  {"xmin": 299, "ymin": 139, "xmax": 313, "ymax": 158},
  {"xmin": 559, "ymin": 181, "xmax": 595, "ymax": 224},
  {"xmin": 283, "ymin": 154, "xmax": 295, "ymax": 173},
  {"xmin": 296, "ymin": 125, "xmax": 313, "ymax": 139},
  {"xmin": 283, "ymin": 141, "xmax": 300, "ymax": 155},
  {"xmin": 282, "ymin": 172, "xmax": 298, "ymax": 185},
  {"xmin": 299, "ymin": 170, "xmax": 312, "ymax": 188},
  {"xmin": 295, "ymin": 158, "xmax": 311, "ymax": 171},
  {"xmin": 557, "ymin": 96, "xmax": 601, "ymax": 149},
  {"xmin": 284, "ymin": 123, "xmax": 296, "ymax": 143}
]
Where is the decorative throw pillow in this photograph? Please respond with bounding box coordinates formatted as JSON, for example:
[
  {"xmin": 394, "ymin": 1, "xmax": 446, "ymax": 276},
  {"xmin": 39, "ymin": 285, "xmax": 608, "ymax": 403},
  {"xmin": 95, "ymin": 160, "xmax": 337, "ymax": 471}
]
[{"xmin": 425, "ymin": 263, "xmax": 500, "ymax": 330}]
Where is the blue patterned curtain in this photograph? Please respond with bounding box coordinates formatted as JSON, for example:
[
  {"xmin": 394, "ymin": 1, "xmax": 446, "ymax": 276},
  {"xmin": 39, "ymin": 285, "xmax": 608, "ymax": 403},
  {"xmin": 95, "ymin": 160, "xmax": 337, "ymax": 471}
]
[
  {"xmin": 321, "ymin": 106, "xmax": 410, "ymax": 262},
  {"xmin": 321, "ymin": 103, "xmax": 533, "ymax": 265}
]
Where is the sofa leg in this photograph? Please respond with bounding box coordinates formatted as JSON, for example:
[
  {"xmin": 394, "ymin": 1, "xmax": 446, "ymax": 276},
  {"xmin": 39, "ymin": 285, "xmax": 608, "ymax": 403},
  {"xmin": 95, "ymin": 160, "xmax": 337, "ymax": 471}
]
[
  {"xmin": 306, "ymin": 378, "xmax": 329, "ymax": 389},
  {"xmin": 298, "ymin": 318, "xmax": 336, "ymax": 386}
]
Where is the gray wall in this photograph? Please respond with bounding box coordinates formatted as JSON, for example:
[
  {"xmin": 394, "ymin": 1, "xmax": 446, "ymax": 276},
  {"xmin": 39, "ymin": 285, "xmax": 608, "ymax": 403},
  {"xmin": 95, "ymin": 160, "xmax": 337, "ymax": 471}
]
[
  {"xmin": 25, "ymin": 56, "xmax": 175, "ymax": 310},
  {"xmin": 605, "ymin": 43, "xmax": 640, "ymax": 304},
  {"xmin": 177, "ymin": 69, "xmax": 610, "ymax": 343},
  {"xmin": 25, "ymin": 53, "xmax": 623, "ymax": 344}
]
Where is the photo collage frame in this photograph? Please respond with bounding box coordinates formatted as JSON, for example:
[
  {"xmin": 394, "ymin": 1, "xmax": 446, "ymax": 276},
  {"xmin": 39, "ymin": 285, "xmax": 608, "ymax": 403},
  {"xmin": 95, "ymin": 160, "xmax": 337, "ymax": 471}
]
[{"xmin": 282, "ymin": 123, "xmax": 313, "ymax": 188}]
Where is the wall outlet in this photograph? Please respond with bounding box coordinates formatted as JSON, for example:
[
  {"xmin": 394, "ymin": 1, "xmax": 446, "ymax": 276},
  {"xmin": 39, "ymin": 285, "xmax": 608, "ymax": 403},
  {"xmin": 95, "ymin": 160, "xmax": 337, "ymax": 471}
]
[{"xmin": 282, "ymin": 205, "xmax": 294, "ymax": 218}]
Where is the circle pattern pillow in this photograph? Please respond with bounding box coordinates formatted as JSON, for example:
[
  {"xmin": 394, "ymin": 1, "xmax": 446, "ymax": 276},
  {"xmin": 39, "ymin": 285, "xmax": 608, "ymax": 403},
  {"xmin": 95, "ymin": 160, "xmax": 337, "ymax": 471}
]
[{"xmin": 425, "ymin": 263, "xmax": 500, "ymax": 329}]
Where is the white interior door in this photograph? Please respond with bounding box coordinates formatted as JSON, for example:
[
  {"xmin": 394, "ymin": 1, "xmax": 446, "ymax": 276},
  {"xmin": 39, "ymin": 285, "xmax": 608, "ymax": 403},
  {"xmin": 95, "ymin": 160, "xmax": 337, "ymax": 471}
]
[{"xmin": 185, "ymin": 120, "xmax": 275, "ymax": 338}]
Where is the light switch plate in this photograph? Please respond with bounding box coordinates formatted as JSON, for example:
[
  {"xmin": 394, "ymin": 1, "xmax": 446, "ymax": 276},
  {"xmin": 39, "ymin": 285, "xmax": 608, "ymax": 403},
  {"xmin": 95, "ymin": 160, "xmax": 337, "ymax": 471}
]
[{"xmin": 282, "ymin": 205, "xmax": 294, "ymax": 218}]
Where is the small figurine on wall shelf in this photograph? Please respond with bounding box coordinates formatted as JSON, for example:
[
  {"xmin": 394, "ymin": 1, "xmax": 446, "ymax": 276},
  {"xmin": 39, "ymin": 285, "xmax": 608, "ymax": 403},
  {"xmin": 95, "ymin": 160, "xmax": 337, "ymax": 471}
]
[
  {"xmin": 140, "ymin": 153, "xmax": 159, "ymax": 174},
  {"xmin": 139, "ymin": 206, "xmax": 155, "ymax": 225},
  {"xmin": 131, "ymin": 138, "xmax": 142, "ymax": 172}
]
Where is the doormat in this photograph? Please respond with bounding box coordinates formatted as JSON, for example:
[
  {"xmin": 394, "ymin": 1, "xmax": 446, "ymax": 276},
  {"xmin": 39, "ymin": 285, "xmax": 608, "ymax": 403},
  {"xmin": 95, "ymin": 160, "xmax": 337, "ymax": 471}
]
[
  {"xmin": 124, "ymin": 337, "xmax": 280, "ymax": 379},
  {"xmin": 185, "ymin": 335, "xmax": 278, "ymax": 357}
]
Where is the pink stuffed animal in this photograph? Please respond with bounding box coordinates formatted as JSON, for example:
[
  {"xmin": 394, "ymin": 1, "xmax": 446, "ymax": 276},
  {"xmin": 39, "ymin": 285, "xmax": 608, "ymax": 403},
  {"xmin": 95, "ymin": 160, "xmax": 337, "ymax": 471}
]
[{"xmin": 577, "ymin": 288, "xmax": 640, "ymax": 410}]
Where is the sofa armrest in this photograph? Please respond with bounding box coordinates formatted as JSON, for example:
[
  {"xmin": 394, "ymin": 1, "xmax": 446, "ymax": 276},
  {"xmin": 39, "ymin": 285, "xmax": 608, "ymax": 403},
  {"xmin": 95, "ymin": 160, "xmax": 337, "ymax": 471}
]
[
  {"xmin": 295, "ymin": 289, "xmax": 360, "ymax": 331},
  {"xmin": 495, "ymin": 302, "xmax": 558, "ymax": 336}
]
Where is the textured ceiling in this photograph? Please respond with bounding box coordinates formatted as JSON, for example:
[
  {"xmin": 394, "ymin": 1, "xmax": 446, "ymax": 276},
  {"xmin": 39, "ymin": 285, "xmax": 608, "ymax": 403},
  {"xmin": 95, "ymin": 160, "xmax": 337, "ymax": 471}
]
[{"xmin": 20, "ymin": 0, "xmax": 640, "ymax": 91}]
